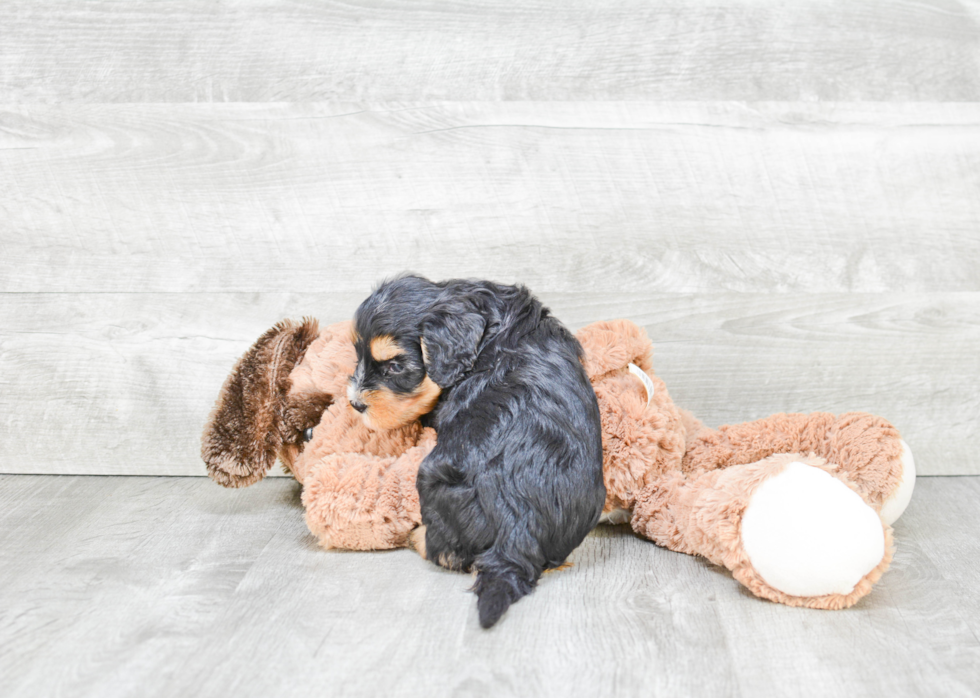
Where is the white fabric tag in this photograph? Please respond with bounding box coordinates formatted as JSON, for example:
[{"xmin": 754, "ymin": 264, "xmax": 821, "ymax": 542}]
[{"xmin": 628, "ymin": 363, "xmax": 655, "ymax": 406}]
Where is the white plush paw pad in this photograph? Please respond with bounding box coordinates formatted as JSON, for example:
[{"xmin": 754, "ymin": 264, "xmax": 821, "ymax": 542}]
[
  {"xmin": 741, "ymin": 462, "xmax": 885, "ymax": 598},
  {"xmin": 879, "ymin": 440, "xmax": 916, "ymax": 526},
  {"xmin": 599, "ymin": 508, "xmax": 631, "ymax": 525}
]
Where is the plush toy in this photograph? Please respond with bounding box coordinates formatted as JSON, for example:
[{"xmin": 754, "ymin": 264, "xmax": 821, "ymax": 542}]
[{"xmin": 202, "ymin": 318, "xmax": 915, "ymax": 610}]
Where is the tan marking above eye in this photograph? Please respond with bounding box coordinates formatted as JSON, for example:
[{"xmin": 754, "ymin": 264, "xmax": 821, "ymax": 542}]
[{"xmin": 370, "ymin": 335, "xmax": 403, "ymax": 362}]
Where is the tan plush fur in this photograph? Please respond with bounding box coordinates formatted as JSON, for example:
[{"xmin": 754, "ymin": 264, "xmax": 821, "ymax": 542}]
[{"xmin": 203, "ymin": 318, "xmax": 907, "ymax": 609}]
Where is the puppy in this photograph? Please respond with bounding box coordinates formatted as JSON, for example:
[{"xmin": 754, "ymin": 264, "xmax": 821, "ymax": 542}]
[{"xmin": 349, "ymin": 275, "xmax": 605, "ymax": 628}]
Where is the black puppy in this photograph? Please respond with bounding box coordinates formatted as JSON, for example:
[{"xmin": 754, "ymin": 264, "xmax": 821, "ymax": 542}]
[{"xmin": 348, "ymin": 275, "xmax": 605, "ymax": 628}]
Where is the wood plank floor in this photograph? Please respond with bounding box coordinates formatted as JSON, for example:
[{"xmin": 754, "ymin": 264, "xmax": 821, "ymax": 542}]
[{"xmin": 1, "ymin": 474, "xmax": 977, "ymax": 698}]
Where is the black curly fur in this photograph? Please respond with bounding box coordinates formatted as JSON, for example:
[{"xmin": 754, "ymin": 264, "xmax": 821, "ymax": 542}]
[{"xmin": 352, "ymin": 275, "xmax": 606, "ymax": 628}]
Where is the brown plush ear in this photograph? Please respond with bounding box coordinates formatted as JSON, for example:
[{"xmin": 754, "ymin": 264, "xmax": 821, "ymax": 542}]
[
  {"xmin": 576, "ymin": 319, "xmax": 654, "ymax": 380},
  {"xmin": 202, "ymin": 318, "xmax": 321, "ymax": 488}
]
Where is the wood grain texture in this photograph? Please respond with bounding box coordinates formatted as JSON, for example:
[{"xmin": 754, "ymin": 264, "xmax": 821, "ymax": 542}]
[
  {"xmin": 2, "ymin": 0, "xmax": 979, "ymax": 102},
  {"xmin": 1, "ymin": 292, "xmax": 976, "ymax": 476},
  {"xmin": 0, "ymin": 474, "xmax": 977, "ymax": 698},
  {"xmin": 2, "ymin": 102, "xmax": 979, "ymax": 294}
]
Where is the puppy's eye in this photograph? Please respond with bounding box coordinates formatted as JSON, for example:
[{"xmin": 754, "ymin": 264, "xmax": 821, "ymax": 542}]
[
  {"xmin": 385, "ymin": 361, "xmax": 404, "ymax": 375},
  {"xmin": 302, "ymin": 427, "xmax": 314, "ymax": 442}
]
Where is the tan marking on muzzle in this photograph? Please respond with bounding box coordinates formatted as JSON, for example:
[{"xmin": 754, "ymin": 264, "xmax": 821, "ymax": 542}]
[{"xmin": 359, "ymin": 376, "xmax": 441, "ymax": 430}]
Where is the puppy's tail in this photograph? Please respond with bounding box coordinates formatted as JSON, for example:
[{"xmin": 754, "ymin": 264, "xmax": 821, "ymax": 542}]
[{"xmin": 472, "ymin": 554, "xmax": 538, "ymax": 629}]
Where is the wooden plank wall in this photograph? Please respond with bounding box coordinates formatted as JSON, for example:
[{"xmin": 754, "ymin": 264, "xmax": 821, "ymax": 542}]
[{"xmin": 1, "ymin": 1, "xmax": 978, "ymax": 476}]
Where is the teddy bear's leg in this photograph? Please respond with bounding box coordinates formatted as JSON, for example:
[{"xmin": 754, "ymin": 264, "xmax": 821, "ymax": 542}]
[
  {"xmin": 878, "ymin": 440, "xmax": 915, "ymax": 525},
  {"xmin": 738, "ymin": 457, "xmax": 891, "ymax": 602},
  {"xmin": 302, "ymin": 447, "xmax": 427, "ymax": 551},
  {"xmin": 682, "ymin": 412, "xmax": 914, "ymax": 523},
  {"xmin": 632, "ymin": 453, "xmax": 893, "ymax": 609}
]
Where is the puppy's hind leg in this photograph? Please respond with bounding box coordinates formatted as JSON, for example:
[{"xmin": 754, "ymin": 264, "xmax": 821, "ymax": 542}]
[
  {"xmin": 408, "ymin": 525, "xmax": 427, "ymax": 560},
  {"xmin": 417, "ymin": 516, "xmax": 479, "ymax": 572}
]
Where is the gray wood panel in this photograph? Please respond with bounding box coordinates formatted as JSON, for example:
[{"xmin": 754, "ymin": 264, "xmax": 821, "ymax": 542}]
[
  {"xmin": 4, "ymin": 1, "xmax": 978, "ymax": 482},
  {"xmin": 2, "ymin": 102, "xmax": 979, "ymax": 294},
  {"xmin": 2, "ymin": 0, "xmax": 979, "ymax": 102},
  {"xmin": 0, "ymin": 473, "xmax": 977, "ymax": 698},
  {"xmin": 1, "ymin": 292, "xmax": 975, "ymax": 476}
]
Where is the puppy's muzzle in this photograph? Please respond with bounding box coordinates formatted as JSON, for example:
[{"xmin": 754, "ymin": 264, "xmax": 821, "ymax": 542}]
[{"xmin": 347, "ymin": 381, "xmax": 367, "ymax": 413}]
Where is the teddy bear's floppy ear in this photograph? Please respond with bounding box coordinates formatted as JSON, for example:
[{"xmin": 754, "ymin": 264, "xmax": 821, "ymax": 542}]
[
  {"xmin": 575, "ymin": 319, "xmax": 654, "ymax": 380},
  {"xmin": 201, "ymin": 318, "xmax": 320, "ymax": 488}
]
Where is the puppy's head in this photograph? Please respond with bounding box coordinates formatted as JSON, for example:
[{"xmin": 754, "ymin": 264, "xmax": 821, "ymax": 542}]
[
  {"xmin": 346, "ymin": 328, "xmax": 440, "ymax": 431},
  {"xmin": 349, "ymin": 275, "xmax": 486, "ymax": 430}
]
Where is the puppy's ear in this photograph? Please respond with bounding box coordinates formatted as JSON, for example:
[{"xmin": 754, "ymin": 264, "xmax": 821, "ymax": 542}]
[
  {"xmin": 421, "ymin": 306, "xmax": 486, "ymax": 388},
  {"xmin": 202, "ymin": 318, "xmax": 320, "ymax": 488}
]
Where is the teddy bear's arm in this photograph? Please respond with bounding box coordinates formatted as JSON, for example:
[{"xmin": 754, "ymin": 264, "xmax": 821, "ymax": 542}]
[{"xmin": 302, "ymin": 437, "xmax": 435, "ymax": 551}]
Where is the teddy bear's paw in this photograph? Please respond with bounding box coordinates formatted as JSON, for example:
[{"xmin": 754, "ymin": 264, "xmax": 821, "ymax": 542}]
[
  {"xmin": 741, "ymin": 462, "xmax": 887, "ymax": 598},
  {"xmin": 599, "ymin": 507, "xmax": 631, "ymax": 525},
  {"xmin": 879, "ymin": 440, "xmax": 916, "ymax": 526}
]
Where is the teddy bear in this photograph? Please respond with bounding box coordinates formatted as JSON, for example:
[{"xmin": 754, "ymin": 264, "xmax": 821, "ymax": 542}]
[{"xmin": 202, "ymin": 317, "xmax": 915, "ymax": 610}]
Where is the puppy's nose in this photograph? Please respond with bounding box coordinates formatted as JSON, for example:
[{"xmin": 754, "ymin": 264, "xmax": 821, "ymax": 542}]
[{"xmin": 350, "ymin": 399, "xmax": 367, "ymax": 413}]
